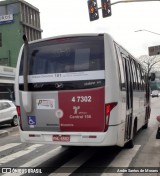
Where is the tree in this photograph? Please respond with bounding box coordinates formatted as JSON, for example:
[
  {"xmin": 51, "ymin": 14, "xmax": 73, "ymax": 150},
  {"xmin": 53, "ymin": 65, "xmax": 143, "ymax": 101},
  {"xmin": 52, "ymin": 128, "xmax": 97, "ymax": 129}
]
[{"xmin": 138, "ymin": 55, "xmax": 160, "ymax": 75}]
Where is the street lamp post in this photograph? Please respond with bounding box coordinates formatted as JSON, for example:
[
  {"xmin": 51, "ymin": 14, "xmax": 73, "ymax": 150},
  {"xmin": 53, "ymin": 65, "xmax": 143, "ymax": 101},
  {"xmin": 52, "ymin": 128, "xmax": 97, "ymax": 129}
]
[
  {"xmin": 135, "ymin": 29, "xmax": 160, "ymax": 36},
  {"xmin": 135, "ymin": 29, "xmax": 160, "ymax": 56}
]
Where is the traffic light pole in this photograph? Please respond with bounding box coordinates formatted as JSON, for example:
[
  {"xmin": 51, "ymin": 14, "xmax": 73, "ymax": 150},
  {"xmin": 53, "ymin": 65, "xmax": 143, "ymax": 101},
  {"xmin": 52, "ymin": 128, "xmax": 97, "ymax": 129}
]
[
  {"xmin": 111, "ymin": 0, "xmax": 160, "ymax": 6},
  {"xmin": 98, "ymin": 0, "xmax": 159, "ymax": 10},
  {"xmin": 88, "ymin": 0, "xmax": 159, "ymax": 21}
]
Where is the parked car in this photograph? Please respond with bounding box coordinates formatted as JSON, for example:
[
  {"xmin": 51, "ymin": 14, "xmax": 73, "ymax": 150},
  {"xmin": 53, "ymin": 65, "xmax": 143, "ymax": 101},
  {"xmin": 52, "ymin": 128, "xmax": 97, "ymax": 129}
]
[
  {"xmin": 0, "ymin": 100, "xmax": 18, "ymax": 126},
  {"xmin": 152, "ymin": 90, "xmax": 160, "ymax": 97}
]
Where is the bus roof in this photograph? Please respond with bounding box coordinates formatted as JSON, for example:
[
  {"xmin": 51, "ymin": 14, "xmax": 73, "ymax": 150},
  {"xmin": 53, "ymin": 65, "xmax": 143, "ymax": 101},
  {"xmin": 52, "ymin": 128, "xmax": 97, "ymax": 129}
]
[{"xmin": 27, "ymin": 33, "xmax": 110, "ymax": 44}]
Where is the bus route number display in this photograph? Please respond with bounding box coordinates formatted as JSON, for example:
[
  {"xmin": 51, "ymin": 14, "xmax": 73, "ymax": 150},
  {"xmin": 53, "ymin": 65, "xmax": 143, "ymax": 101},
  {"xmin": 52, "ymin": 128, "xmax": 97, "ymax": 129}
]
[{"xmin": 71, "ymin": 96, "xmax": 92, "ymax": 103}]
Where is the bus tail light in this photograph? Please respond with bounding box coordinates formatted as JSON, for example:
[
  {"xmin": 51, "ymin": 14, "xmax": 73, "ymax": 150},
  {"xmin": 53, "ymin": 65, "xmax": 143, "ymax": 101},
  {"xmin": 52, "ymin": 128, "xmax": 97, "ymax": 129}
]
[
  {"xmin": 105, "ymin": 102, "xmax": 117, "ymax": 130},
  {"xmin": 16, "ymin": 106, "xmax": 23, "ymax": 130}
]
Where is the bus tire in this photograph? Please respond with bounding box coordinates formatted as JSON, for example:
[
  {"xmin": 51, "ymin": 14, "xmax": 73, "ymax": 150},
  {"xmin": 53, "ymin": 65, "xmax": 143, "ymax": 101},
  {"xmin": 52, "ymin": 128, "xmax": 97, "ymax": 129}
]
[
  {"xmin": 142, "ymin": 121, "xmax": 148, "ymax": 129},
  {"xmin": 143, "ymin": 107, "xmax": 150, "ymax": 129},
  {"xmin": 125, "ymin": 122, "xmax": 137, "ymax": 149}
]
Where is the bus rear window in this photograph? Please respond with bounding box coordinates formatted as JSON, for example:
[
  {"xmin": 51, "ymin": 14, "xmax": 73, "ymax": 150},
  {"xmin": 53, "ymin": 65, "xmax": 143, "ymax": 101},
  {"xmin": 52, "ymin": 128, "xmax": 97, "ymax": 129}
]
[{"xmin": 19, "ymin": 36, "xmax": 104, "ymax": 75}]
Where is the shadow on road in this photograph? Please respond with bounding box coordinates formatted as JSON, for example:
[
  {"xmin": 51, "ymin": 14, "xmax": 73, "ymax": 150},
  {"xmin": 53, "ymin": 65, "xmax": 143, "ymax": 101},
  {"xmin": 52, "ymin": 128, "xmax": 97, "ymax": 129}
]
[{"xmin": 0, "ymin": 124, "xmax": 12, "ymax": 130}]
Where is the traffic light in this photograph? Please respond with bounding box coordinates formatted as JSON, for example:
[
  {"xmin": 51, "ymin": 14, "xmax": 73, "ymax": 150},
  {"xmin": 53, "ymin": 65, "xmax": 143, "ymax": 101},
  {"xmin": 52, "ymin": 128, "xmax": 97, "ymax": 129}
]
[
  {"xmin": 101, "ymin": 0, "xmax": 111, "ymax": 18},
  {"xmin": 87, "ymin": 0, "xmax": 99, "ymax": 21}
]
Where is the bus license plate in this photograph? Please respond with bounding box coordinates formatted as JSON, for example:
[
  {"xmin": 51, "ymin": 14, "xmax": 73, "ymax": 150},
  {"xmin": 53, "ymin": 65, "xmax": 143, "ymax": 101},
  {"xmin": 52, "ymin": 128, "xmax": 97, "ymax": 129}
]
[{"xmin": 52, "ymin": 135, "xmax": 70, "ymax": 142}]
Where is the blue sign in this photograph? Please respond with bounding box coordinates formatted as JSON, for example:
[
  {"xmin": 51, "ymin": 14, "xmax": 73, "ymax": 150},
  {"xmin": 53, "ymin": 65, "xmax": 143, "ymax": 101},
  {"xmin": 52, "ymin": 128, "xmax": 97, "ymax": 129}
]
[
  {"xmin": 0, "ymin": 20, "xmax": 14, "ymax": 25},
  {"xmin": 28, "ymin": 116, "xmax": 36, "ymax": 125}
]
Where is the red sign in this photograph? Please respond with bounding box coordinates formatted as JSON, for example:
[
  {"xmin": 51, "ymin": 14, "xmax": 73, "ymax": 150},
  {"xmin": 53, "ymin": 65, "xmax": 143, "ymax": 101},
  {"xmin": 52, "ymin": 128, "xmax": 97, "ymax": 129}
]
[{"xmin": 58, "ymin": 87, "xmax": 105, "ymax": 132}]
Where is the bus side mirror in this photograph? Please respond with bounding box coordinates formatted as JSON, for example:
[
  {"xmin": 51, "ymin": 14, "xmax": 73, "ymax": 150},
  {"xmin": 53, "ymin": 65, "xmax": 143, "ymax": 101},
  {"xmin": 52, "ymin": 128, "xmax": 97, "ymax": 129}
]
[{"xmin": 150, "ymin": 73, "xmax": 155, "ymax": 81}]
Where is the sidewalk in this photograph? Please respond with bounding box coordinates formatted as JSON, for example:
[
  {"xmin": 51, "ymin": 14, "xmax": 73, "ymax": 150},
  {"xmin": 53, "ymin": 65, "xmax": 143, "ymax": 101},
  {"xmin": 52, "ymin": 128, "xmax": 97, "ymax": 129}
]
[
  {"xmin": 125, "ymin": 116, "xmax": 160, "ymax": 176},
  {"xmin": 0, "ymin": 126, "xmax": 19, "ymax": 138},
  {"xmin": 133, "ymin": 128, "xmax": 160, "ymax": 167}
]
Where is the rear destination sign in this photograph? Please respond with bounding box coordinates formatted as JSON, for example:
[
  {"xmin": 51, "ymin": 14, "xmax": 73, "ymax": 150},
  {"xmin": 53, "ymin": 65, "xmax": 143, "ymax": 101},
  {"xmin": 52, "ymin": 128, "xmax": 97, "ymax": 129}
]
[{"xmin": 19, "ymin": 70, "xmax": 105, "ymax": 83}]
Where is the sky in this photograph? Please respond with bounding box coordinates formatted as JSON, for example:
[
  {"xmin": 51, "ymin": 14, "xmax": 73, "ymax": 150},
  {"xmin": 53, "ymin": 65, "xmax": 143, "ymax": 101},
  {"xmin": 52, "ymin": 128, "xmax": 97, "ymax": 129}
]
[{"xmin": 3, "ymin": 0, "xmax": 160, "ymax": 58}]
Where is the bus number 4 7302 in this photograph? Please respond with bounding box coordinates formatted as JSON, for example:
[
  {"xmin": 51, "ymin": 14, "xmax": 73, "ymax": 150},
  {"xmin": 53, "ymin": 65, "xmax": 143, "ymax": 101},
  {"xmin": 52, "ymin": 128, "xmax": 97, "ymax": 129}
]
[{"xmin": 71, "ymin": 96, "xmax": 92, "ymax": 103}]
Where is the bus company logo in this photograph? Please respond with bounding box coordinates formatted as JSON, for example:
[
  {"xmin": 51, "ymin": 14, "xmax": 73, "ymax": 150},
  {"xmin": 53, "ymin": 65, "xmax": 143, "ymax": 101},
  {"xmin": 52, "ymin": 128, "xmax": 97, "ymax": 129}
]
[
  {"xmin": 55, "ymin": 109, "xmax": 64, "ymax": 118},
  {"xmin": 84, "ymin": 81, "xmax": 96, "ymax": 86},
  {"xmin": 36, "ymin": 99, "xmax": 55, "ymax": 109},
  {"xmin": 73, "ymin": 106, "xmax": 80, "ymax": 114},
  {"xmin": 55, "ymin": 83, "xmax": 63, "ymax": 89},
  {"xmin": 34, "ymin": 83, "xmax": 44, "ymax": 88}
]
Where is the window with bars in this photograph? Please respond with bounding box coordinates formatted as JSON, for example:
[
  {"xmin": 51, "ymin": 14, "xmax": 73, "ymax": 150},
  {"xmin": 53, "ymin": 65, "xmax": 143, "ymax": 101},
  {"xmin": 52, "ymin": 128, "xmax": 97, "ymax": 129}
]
[{"xmin": 0, "ymin": 33, "xmax": 2, "ymax": 47}]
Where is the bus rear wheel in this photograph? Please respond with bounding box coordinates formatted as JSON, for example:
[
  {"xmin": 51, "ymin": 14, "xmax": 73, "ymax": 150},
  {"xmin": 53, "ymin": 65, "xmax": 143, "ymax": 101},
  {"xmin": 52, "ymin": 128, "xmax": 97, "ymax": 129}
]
[
  {"xmin": 125, "ymin": 122, "xmax": 137, "ymax": 149},
  {"xmin": 142, "ymin": 107, "xmax": 150, "ymax": 129},
  {"xmin": 142, "ymin": 121, "xmax": 148, "ymax": 129}
]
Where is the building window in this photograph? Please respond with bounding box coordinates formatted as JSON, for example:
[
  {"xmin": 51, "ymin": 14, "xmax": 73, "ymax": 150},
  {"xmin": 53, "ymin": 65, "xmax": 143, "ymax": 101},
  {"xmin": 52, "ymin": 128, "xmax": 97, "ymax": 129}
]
[
  {"xmin": 7, "ymin": 3, "xmax": 19, "ymax": 14},
  {"xmin": 0, "ymin": 6, "xmax": 6, "ymax": 16},
  {"xmin": 0, "ymin": 33, "xmax": 2, "ymax": 47}
]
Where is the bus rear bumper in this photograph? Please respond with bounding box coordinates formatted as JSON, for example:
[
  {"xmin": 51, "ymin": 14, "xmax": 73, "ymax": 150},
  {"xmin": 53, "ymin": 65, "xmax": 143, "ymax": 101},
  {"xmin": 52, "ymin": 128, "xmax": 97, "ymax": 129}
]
[{"xmin": 20, "ymin": 125, "xmax": 123, "ymax": 147}]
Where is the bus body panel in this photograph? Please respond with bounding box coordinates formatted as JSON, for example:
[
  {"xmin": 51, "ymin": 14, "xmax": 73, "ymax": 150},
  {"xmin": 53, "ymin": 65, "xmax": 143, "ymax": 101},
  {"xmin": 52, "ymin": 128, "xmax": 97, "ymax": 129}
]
[
  {"xmin": 59, "ymin": 87, "xmax": 105, "ymax": 132},
  {"xmin": 19, "ymin": 91, "xmax": 59, "ymax": 131},
  {"xmin": 19, "ymin": 87, "xmax": 105, "ymax": 132},
  {"xmin": 19, "ymin": 125, "xmax": 119, "ymax": 146},
  {"xmin": 104, "ymin": 34, "xmax": 122, "ymax": 126}
]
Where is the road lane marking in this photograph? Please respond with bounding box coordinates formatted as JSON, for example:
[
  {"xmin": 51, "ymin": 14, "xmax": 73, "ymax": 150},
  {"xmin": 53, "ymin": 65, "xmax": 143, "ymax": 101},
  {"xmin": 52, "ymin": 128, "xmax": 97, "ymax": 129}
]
[
  {"xmin": 50, "ymin": 148, "xmax": 97, "ymax": 176},
  {"xmin": 20, "ymin": 146, "xmax": 67, "ymax": 167},
  {"xmin": 0, "ymin": 143, "xmax": 21, "ymax": 152},
  {"xmin": 0, "ymin": 144, "xmax": 43, "ymax": 165},
  {"xmin": 2, "ymin": 146, "xmax": 69, "ymax": 176},
  {"xmin": 101, "ymin": 145, "xmax": 141, "ymax": 176}
]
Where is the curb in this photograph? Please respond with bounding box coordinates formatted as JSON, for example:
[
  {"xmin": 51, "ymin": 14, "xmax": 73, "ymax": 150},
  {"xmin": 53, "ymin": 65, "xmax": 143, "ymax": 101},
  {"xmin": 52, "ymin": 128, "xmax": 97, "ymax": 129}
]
[
  {"xmin": 0, "ymin": 130, "xmax": 9, "ymax": 138},
  {"xmin": 0, "ymin": 126, "xmax": 19, "ymax": 138}
]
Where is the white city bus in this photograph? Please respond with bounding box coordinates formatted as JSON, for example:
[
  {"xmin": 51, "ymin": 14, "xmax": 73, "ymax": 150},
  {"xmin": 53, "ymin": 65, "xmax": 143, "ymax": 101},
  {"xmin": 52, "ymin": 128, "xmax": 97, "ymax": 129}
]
[{"xmin": 15, "ymin": 33, "xmax": 150, "ymax": 148}]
